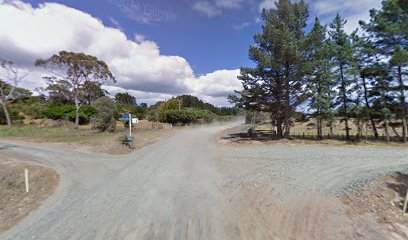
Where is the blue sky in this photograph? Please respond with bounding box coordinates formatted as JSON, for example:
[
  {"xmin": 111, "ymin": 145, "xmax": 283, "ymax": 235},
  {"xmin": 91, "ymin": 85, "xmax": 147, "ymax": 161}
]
[
  {"xmin": 0, "ymin": 0, "xmax": 382, "ymax": 105},
  {"xmin": 23, "ymin": 0, "xmax": 263, "ymax": 75}
]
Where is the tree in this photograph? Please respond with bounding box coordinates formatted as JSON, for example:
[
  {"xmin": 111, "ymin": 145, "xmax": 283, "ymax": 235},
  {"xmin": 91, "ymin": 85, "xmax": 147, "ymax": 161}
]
[
  {"xmin": 36, "ymin": 51, "xmax": 116, "ymax": 129},
  {"xmin": 234, "ymin": 0, "xmax": 309, "ymax": 138},
  {"xmin": 328, "ymin": 14, "xmax": 356, "ymax": 140},
  {"xmin": 83, "ymin": 81, "xmax": 109, "ymax": 105},
  {"xmin": 44, "ymin": 77, "xmax": 74, "ymax": 105},
  {"xmin": 0, "ymin": 60, "xmax": 28, "ymax": 127},
  {"xmin": 390, "ymin": 46, "xmax": 408, "ymax": 142},
  {"xmin": 91, "ymin": 97, "xmax": 117, "ymax": 132},
  {"xmin": 115, "ymin": 92, "xmax": 136, "ymax": 106},
  {"xmin": 305, "ymin": 18, "xmax": 334, "ymax": 139},
  {"xmin": 361, "ymin": 0, "xmax": 408, "ymax": 142},
  {"xmin": 353, "ymin": 33, "xmax": 380, "ymax": 139}
]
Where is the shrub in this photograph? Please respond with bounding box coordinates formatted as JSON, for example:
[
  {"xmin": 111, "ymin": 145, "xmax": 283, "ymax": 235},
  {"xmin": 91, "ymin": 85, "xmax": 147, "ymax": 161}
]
[
  {"xmin": 146, "ymin": 110, "xmax": 159, "ymax": 122},
  {"xmin": 91, "ymin": 97, "xmax": 117, "ymax": 132},
  {"xmin": 159, "ymin": 109, "xmax": 215, "ymax": 125},
  {"xmin": 0, "ymin": 106, "xmax": 24, "ymax": 124},
  {"xmin": 41, "ymin": 105, "xmax": 96, "ymax": 124}
]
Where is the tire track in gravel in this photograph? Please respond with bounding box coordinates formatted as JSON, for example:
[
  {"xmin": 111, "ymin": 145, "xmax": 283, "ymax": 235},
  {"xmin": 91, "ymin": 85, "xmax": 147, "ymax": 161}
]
[{"xmin": 1, "ymin": 123, "xmax": 408, "ymax": 239}]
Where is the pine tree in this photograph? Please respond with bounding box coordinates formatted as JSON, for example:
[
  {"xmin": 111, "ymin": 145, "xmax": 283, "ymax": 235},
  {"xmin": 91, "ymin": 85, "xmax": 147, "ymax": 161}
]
[
  {"xmin": 234, "ymin": 0, "xmax": 309, "ymax": 138},
  {"xmin": 352, "ymin": 32, "xmax": 380, "ymax": 139},
  {"xmin": 361, "ymin": 0, "xmax": 408, "ymax": 142},
  {"xmin": 305, "ymin": 18, "xmax": 334, "ymax": 139},
  {"xmin": 390, "ymin": 46, "xmax": 408, "ymax": 142},
  {"xmin": 328, "ymin": 14, "xmax": 356, "ymax": 140}
]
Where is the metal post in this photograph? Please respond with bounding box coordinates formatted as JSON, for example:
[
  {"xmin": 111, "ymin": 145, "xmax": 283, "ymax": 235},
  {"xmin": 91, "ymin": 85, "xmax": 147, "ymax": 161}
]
[{"xmin": 129, "ymin": 113, "xmax": 132, "ymax": 137}]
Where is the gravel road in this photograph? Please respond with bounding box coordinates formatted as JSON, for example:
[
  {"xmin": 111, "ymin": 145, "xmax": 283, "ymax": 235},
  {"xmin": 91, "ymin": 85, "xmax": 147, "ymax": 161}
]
[{"xmin": 1, "ymin": 122, "xmax": 408, "ymax": 240}]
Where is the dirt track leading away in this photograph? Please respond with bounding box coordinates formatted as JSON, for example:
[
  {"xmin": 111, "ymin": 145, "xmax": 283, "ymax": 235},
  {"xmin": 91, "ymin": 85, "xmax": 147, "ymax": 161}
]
[{"xmin": 1, "ymin": 122, "xmax": 408, "ymax": 239}]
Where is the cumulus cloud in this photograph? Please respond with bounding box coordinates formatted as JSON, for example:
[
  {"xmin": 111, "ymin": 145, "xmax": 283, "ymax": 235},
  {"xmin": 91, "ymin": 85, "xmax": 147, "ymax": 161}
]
[
  {"xmin": 187, "ymin": 69, "xmax": 241, "ymax": 98},
  {"xmin": 0, "ymin": 0, "xmax": 240, "ymax": 106}
]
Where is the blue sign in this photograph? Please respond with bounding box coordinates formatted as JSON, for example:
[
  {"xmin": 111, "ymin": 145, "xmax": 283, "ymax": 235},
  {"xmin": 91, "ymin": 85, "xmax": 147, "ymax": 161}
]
[{"xmin": 121, "ymin": 114, "xmax": 129, "ymax": 119}]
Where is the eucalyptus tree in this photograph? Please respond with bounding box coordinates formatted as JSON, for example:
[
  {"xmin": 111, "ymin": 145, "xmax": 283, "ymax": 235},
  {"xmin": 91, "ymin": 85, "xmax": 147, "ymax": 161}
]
[
  {"xmin": 36, "ymin": 51, "xmax": 116, "ymax": 129},
  {"xmin": 0, "ymin": 60, "xmax": 28, "ymax": 127}
]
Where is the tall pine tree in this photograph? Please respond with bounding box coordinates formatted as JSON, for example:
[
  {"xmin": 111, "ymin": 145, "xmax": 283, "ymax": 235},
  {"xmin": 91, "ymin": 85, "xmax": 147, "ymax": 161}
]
[
  {"xmin": 305, "ymin": 17, "xmax": 334, "ymax": 139},
  {"xmin": 328, "ymin": 14, "xmax": 356, "ymax": 140},
  {"xmin": 234, "ymin": 0, "xmax": 309, "ymax": 138}
]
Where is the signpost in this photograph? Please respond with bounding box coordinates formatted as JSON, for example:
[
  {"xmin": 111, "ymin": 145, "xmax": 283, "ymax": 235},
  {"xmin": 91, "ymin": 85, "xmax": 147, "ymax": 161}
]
[{"xmin": 119, "ymin": 113, "xmax": 139, "ymax": 147}]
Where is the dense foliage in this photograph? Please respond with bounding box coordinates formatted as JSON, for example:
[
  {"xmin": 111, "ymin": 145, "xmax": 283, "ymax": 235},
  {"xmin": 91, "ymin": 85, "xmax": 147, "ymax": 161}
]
[
  {"xmin": 232, "ymin": 0, "xmax": 407, "ymax": 142},
  {"xmin": 91, "ymin": 97, "xmax": 117, "ymax": 132},
  {"xmin": 159, "ymin": 109, "xmax": 215, "ymax": 125},
  {"xmin": 41, "ymin": 105, "xmax": 97, "ymax": 124}
]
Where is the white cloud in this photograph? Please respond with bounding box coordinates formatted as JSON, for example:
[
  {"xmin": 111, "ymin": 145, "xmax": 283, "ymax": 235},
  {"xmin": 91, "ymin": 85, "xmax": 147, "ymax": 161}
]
[
  {"xmin": 257, "ymin": 0, "xmax": 382, "ymax": 33},
  {"xmin": 215, "ymin": 0, "xmax": 244, "ymax": 9},
  {"xmin": 0, "ymin": 0, "xmax": 241, "ymax": 106},
  {"xmin": 186, "ymin": 69, "xmax": 241, "ymax": 105},
  {"xmin": 134, "ymin": 34, "xmax": 146, "ymax": 43},
  {"xmin": 108, "ymin": 17, "xmax": 123, "ymax": 31},
  {"xmin": 258, "ymin": 0, "xmax": 276, "ymax": 12},
  {"xmin": 191, "ymin": 0, "xmax": 245, "ymax": 17},
  {"xmin": 233, "ymin": 21, "xmax": 252, "ymax": 30},
  {"xmin": 311, "ymin": 0, "xmax": 382, "ymax": 33},
  {"xmin": 192, "ymin": 1, "xmax": 222, "ymax": 17}
]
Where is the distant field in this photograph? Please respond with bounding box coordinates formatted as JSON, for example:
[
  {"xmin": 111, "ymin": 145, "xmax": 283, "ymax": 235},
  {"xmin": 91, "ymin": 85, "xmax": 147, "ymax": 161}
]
[{"xmin": 256, "ymin": 118, "xmax": 402, "ymax": 139}]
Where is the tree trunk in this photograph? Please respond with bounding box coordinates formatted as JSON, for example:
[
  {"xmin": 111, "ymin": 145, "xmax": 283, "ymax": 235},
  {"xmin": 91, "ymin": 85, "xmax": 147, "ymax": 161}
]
[
  {"xmin": 381, "ymin": 79, "xmax": 390, "ymax": 143},
  {"xmin": 74, "ymin": 94, "xmax": 80, "ymax": 130},
  {"xmin": 340, "ymin": 65, "xmax": 350, "ymax": 140},
  {"xmin": 319, "ymin": 118, "xmax": 323, "ymax": 140},
  {"xmin": 356, "ymin": 119, "xmax": 362, "ymax": 139},
  {"xmin": 391, "ymin": 124, "xmax": 401, "ymax": 138},
  {"xmin": 362, "ymin": 75, "xmax": 378, "ymax": 139},
  {"xmin": 284, "ymin": 67, "xmax": 291, "ymax": 139},
  {"xmin": 276, "ymin": 117, "xmax": 283, "ymax": 138},
  {"xmin": 328, "ymin": 90, "xmax": 334, "ymax": 138},
  {"xmin": 329, "ymin": 120, "xmax": 334, "ymax": 138},
  {"xmin": 398, "ymin": 66, "xmax": 407, "ymax": 143},
  {"xmin": 1, "ymin": 101, "xmax": 12, "ymax": 127},
  {"xmin": 317, "ymin": 84, "xmax": 323, "ymax": 140},
  {"xmin": 384, "ymin": 116, "xmax": 390, "ymax": 143}
]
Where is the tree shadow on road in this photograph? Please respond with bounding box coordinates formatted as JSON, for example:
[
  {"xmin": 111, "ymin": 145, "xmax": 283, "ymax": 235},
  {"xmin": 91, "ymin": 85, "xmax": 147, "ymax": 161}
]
[{"xmin": 386, "ymin": 172, "xmax": 408, "ymax": 208}]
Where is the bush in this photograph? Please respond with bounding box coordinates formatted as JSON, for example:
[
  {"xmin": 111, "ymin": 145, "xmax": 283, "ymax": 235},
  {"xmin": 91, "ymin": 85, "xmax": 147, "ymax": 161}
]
[
  {"xmin": 91, "ymin": 97, "xmax": 117, "ymax": 132},
  {"xmin": 41, "ymin": 105, "xmax": 97, "ymax": 124},
  {"xmin": 159, "ymin": 109, "xmax": 215, "ymax": 125},
  {"xmin": 0, "ymin": 106, "xmax": 24, "ymax": 124},
  {"xmin": 146, "ymin": 110, "xmax": 159, "ymax": 122}
]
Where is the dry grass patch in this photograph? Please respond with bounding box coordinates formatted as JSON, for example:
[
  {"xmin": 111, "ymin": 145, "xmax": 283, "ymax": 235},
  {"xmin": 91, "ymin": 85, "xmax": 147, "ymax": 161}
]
[
  {"xmin": 0, "ymin": 120, "xmax": 180, "ymax": 155},
  {"xmin": 0, "ymin": 152, "xmax": 59, "ymax": 232}
]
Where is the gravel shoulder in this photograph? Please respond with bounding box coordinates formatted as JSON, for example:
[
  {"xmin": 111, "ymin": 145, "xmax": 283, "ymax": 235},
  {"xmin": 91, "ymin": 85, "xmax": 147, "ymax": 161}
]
[
  {"xmin": 1, "ymin": 122, "xmax": 408, "ymax": 239},
  {"xmin": 0, "ymin": 152, "xmax": 59, "ymax": 232}
]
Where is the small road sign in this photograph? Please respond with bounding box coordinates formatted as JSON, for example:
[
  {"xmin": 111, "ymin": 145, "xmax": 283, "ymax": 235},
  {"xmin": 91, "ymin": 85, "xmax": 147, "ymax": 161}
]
[{"xmin": 132, "ymin": 118, "xmax": 139, "ymax": 124}]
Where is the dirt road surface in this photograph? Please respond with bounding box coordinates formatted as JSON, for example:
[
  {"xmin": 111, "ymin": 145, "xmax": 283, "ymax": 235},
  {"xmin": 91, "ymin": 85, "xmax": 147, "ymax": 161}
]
[{"xmin": 1, "ymin": 122, "xmax": 408, "ymax": 239}]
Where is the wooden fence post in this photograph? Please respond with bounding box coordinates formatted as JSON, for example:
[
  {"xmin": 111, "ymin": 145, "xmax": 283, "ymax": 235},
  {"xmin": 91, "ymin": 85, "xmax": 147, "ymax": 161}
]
[{"xmin": 403, "ymin": 188, "xmax": 408, "ymax": 216}]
